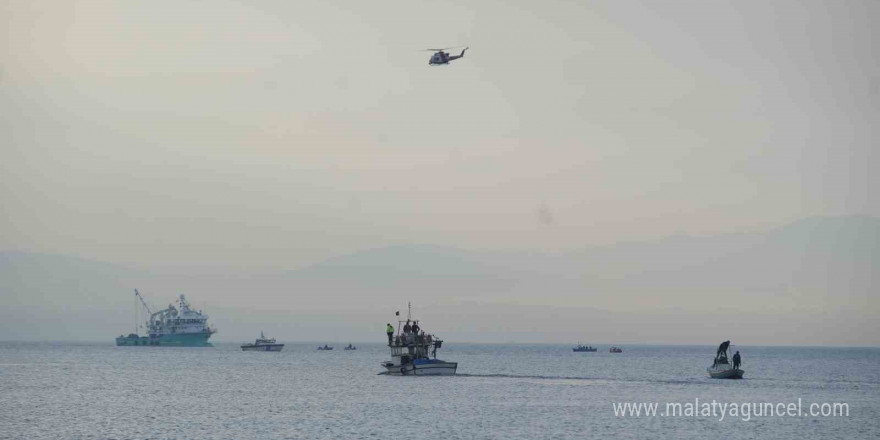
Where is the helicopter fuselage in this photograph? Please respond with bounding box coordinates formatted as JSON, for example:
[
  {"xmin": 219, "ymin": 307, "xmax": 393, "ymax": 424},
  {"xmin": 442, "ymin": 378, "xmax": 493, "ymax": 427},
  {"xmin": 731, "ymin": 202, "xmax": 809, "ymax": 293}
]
[
  {"xmin": 428, "ymin": 47, "xmax": 467, "ymax": 65},
  {"xmin": 429, "ymin": 51, "xmax": 450, "ymax": 65}
]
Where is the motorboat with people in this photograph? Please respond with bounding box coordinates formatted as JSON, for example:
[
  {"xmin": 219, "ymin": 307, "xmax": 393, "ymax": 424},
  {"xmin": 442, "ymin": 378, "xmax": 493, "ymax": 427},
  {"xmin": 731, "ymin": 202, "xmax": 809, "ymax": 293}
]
[
  {"xmin": 240, "ymin": 331, "xmax": 284, "ymax": 352},
  {"xmin": 379, "ymin": 303, "xmax": 457, "ymax": 376},
  {"xmin": 609, "ymin": 346, "xmax": 623, "ymax": 353},
  {"xmin": 317, "ymin": 344, "xmax": 333, "ymax": 351},
  {"xmin": 573, "ymin": 344, "xmax": 597, "ymax": 352},
  {"xmin": 344, "ymin": 344, "xmax": 357, "ymax": 350},
  {"xmin": 707, "ymin": 340, "xmax": 744, "ymax": 379}
]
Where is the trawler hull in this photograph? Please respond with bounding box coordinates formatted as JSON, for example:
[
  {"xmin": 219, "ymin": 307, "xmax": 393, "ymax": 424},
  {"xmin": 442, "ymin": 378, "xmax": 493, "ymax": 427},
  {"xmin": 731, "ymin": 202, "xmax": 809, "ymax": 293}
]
[
  {"xmin": 382, "ymin": 359, "xmax": 458, "ymax": 376},
  {"xmin": 115, "ymin": 332, "xmax": 213, "ymax": 347}
]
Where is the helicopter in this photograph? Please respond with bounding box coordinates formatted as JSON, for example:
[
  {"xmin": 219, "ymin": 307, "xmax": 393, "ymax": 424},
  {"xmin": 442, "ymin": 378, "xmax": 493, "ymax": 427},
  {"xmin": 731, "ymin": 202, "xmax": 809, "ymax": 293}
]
[{"xmin": 425, "ymin": 46, "xmax": 469, "ymax": 65}]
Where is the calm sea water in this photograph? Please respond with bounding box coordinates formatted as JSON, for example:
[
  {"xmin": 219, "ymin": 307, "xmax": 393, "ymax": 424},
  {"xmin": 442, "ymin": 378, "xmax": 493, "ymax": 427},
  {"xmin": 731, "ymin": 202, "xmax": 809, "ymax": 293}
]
[{"xmin": 1, "ymin": 342, "xmax": 878, "ymax": 439}]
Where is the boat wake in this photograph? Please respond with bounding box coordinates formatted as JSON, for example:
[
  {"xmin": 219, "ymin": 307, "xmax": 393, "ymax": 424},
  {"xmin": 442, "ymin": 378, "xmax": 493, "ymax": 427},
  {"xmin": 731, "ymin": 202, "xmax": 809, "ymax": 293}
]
[
  {"xmin": 457, "ymin": 375, "xmax": 712, "ymax": 386},
  {"xmin": 380, "ymin": 372, "xmax": 752, "ymax": 385},
  {"xmin": 455, "ymin": 373, "xmax": 600, "ymax": 381},
  {"xmin": 377, "ymin": 371, "xmax": 599, "ymax": 380}
]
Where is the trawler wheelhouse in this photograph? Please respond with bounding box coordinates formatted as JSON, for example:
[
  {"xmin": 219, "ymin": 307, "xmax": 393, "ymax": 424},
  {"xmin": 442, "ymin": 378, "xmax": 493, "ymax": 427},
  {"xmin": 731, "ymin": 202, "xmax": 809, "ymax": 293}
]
[{"xmin": 147, "ymin": 294, "xmax": 215, "ymax": 337}]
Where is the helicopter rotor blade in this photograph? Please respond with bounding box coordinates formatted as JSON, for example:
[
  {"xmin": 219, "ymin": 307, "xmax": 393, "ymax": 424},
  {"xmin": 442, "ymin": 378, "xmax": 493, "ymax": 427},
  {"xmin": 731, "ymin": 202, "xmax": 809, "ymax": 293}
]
[{"xmin": 420, "ymin": 46, "xmax": 464, "ymax": 52}]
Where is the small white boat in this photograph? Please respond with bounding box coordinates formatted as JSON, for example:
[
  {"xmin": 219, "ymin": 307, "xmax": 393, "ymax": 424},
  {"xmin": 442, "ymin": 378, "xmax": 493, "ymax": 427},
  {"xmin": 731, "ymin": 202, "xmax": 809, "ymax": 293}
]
[
  {"xmin": 241, "ymin": 332, "xmax": 284, "ymax": 352},
  {"xmin": 379, "ymin": 303, "xmax": 457, "ymax": 376}
]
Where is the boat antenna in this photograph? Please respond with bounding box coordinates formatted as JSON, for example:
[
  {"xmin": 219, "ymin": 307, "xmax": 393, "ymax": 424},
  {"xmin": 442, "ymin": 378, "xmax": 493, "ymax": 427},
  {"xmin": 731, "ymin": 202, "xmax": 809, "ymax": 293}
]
[
  {"xmin": 407, "ymin": 301, "xmax": 412, "ymax": 321},
  {"xmin": 134, "ymin": 289, "xmax": 138, "ymax": 335}
]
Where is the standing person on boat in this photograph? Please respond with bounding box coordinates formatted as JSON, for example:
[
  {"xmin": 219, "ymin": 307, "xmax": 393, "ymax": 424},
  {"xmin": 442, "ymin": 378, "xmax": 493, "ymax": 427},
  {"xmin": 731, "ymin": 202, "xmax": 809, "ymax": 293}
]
[
  {"xmin": 402, "ymin": 320, "xmax": 412, "ymax": 345},
  {"xmin": 411, "ymin": 322, "xmax": 421, "ymax": 345},
  {"xmin": 386, "ymin": 323, "xmax": 395, "ymax": 346},
  {"xmin": 733, "ymin": 351, "xmax": 741, "ymax": 370},
  {"xmin": 717, "ymin": 340, "xmax": 730, "ymax": 359}
]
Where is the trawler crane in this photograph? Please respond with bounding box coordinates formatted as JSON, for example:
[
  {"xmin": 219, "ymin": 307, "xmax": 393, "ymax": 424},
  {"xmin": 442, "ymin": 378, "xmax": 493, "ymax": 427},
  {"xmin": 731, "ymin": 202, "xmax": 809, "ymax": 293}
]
[{"xmin": 134, "ymin": 289, "xmax": 154, "ymax": 315}]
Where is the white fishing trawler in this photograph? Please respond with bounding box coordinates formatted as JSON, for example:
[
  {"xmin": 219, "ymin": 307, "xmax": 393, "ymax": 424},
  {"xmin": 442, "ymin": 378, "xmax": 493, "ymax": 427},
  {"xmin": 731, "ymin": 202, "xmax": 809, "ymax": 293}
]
[
  {"xmin": 116, "ymin": 290, "xmax": 216, "ymax": 347},
  {"xmin": 241, "ymin": 331, "xmax": 284, "ymax": 352},
  {"xmin": 379, "ymin": 303, "xmax": 457, "ymax": 376}
]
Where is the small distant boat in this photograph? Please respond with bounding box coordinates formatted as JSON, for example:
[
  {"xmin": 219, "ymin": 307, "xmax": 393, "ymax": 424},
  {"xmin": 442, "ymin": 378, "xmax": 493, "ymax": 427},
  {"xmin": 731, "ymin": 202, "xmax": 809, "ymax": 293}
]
[
  {"xmin": 317, "ymin": 345, "xmax": 333, "ymax": 351},
  {"xmin": 707, "ymin": 340, "xmax": 744, "ymax": 379},
  {"xmin": 609, "ymin": 346, "xmax": 623, "ymax": 353},
  {"xmin": 344, "ymin": 344, "xmax": 357, "ymax": 350},
  {"xmin": 572, "ymin": 344, "xmax": 597, "ymax": 352},
  {"xmin": 241, "ymin": 331, "xmax": 284, "ymax": 352}
]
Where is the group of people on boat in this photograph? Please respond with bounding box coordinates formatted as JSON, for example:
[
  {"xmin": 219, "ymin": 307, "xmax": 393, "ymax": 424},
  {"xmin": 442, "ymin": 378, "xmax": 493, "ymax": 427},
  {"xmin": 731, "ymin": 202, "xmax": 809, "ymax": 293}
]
[
  {"xmin": 386, "ymin": 320, "xmax": 433, "ymax": 347},
  {"xmin": 712, "ymin": 340, "xmax": 742, "ymax": 370}
]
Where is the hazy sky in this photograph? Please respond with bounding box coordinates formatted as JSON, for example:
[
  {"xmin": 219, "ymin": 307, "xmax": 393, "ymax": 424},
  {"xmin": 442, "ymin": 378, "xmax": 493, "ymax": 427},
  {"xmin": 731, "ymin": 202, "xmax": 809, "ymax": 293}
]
[
  {"xmin": 2, "ymin": 1, "xmax": 878, "ymax": 345},
  {"xmin": 2, "ymin": 0, "xmax": 877, "ymax": 269}
]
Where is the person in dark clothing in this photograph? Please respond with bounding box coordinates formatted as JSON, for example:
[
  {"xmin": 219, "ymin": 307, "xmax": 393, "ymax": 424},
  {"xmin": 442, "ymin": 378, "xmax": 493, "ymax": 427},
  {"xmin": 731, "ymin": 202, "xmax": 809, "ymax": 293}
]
[
  {"xmin": 411, "ymin": 322, "xmax": 420, "ymax": 334},
  {"xmin": 403, "ymin": 320, "xmax": 412, "ymax": 334},
  {"xmin": 386, "ymin": 323, "xmax": 395, "ymax": 346},
  {"xmin": 717, "ymin": 340, "xmax": 730, "ymax": 358},
  {"xmin": 733, "ymin": 351, "xmax": 741, "ymax": 370}
]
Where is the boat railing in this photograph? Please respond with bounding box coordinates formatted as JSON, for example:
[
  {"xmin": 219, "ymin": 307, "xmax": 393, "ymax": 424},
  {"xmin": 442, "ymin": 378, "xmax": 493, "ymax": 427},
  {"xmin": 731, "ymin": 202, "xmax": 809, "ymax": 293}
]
[{"xmin": 390, "ymin": 344, "xmax": 434, "ymax": 358}]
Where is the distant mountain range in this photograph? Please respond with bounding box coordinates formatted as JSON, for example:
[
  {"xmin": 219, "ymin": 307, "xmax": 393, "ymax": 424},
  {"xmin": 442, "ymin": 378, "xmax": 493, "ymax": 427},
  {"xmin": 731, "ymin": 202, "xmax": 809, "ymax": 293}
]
[{"xmin": 1, "ymin": 215, "xmax": 877, "ymax": 345}]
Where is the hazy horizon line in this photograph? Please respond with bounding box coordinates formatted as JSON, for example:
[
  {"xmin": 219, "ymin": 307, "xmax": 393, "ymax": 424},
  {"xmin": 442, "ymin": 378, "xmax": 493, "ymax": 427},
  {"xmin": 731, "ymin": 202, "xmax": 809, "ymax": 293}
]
[{"xmin": 4, "ymin": 339, "xmax": 877, "ymax": 349}]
